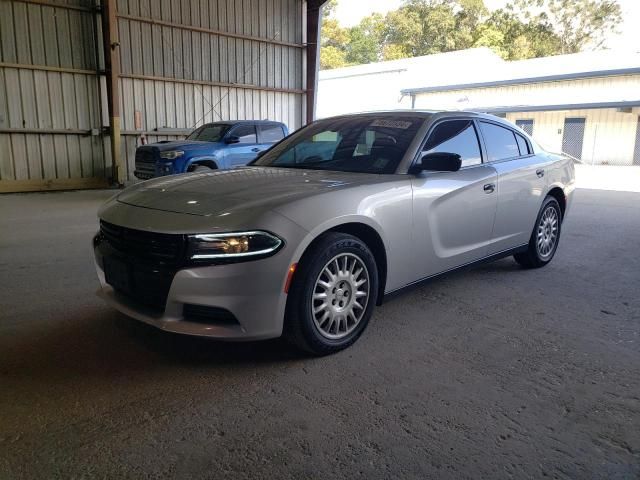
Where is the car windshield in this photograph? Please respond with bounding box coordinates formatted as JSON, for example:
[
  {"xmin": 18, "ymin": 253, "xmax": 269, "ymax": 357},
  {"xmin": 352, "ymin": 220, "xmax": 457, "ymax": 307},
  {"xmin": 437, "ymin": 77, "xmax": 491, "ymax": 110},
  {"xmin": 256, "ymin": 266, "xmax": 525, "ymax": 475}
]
[
  {"xmin": 252, "ymin": 116, "xmax": 425, "ymax": 174},
  {"xmin": 187, "ymin": 124, "xmax": 230, "ymax": 142}
]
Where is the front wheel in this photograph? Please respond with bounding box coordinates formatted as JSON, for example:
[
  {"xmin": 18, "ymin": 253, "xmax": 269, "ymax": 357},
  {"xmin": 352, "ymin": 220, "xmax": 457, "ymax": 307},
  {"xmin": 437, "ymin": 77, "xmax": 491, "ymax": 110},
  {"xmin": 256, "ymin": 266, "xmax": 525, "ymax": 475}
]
[
  {"xmin": 284, "ymin": 232, "xmax": 379, "ymax": 355},
  {"xmin": 189, "ymin": 164, "xmax": 215, "ymax": 173},
  {"xmin": 514, "ymin": 196, "xmax": 562, "ymax": 269}
]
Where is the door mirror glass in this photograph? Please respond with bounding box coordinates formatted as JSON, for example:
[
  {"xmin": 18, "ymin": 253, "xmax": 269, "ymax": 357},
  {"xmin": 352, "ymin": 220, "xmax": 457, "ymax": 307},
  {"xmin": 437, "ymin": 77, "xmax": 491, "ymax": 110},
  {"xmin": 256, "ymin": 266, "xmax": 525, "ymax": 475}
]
[
  {"xmin": 418, "ymin": 152, "xmax": 462, "ymax": 172},
  {"xmin": 225, "ymin": 135, "xmax": 240, "ymax": 144}
]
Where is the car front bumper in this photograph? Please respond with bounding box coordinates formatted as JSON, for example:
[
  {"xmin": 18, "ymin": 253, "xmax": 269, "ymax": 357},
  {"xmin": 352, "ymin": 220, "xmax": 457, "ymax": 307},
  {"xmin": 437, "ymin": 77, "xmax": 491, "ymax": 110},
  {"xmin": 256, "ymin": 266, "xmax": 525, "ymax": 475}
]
[{"xmin": 95, "ymin": 251, "xmax": 293, "ymax": 341}]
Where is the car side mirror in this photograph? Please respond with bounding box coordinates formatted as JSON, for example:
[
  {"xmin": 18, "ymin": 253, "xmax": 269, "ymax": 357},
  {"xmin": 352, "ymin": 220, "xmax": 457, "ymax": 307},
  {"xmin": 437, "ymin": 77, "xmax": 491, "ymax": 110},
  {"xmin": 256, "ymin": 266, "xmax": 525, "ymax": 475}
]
[
  {"xmin": 225, "ymin": 135, "xmax": 240, "ymax": 144},
  {"xmin": 416, "ymin": 152, "xmax": 462, "ymax": 172}
]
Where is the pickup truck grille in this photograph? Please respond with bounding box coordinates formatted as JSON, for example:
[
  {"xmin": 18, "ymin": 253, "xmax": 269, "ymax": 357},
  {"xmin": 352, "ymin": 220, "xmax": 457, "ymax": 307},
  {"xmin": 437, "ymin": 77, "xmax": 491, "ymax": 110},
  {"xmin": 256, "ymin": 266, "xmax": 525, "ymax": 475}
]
[
  {"xmin": 100, "ymin": 221, "xmax": 186, "ymax": 265},
  {"xmin": 135, "ymin": 148, "xmax": 157, "ymax": 175}
]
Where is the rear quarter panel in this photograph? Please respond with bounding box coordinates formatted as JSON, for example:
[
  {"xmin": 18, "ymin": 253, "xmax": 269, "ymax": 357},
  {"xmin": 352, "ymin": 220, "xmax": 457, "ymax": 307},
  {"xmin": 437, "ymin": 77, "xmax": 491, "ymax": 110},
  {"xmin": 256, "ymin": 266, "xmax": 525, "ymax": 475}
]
[{"xmin": 544, "ymin": 152, "xmax": 576, "ymax": 217}]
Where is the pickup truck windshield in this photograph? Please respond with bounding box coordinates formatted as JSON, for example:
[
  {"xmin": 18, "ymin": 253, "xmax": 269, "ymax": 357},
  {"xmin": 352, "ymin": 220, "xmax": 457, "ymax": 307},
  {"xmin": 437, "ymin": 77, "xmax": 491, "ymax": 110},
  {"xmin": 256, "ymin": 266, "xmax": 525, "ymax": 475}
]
[
  {"xmin": 187, "ymin": 124, "xmax": 230, "ymax": 142},
  {"xmin": 252, "ymin": 116, "xmax": 424, "ymax": 174}
]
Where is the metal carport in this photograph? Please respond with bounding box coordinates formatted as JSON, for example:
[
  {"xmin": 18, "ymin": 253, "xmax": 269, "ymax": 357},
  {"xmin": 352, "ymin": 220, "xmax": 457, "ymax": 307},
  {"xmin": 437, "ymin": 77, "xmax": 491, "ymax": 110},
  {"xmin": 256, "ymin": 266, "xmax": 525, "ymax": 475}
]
[{"xmin": 0, "ymin": 0, "xmax": 326, "ymax": 192}]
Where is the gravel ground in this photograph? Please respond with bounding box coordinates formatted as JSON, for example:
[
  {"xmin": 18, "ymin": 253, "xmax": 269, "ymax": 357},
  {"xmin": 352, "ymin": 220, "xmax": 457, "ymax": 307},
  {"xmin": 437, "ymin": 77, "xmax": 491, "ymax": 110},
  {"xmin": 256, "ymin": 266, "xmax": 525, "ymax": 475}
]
[{"xmin": 0, "ymin": 188, "xmax": 638, "ymax": 479}]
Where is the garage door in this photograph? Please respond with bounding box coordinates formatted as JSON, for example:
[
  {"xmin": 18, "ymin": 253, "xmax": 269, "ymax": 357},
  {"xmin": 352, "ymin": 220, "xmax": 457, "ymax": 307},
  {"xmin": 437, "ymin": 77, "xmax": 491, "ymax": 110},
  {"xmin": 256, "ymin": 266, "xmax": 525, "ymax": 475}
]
[
  {"xmin": 515, "ymin": 119, "xmax": 534, "ymax": 136},
  {"xmin": 561, "ymin": 117, "xmax": 586, "ymax": 161}
]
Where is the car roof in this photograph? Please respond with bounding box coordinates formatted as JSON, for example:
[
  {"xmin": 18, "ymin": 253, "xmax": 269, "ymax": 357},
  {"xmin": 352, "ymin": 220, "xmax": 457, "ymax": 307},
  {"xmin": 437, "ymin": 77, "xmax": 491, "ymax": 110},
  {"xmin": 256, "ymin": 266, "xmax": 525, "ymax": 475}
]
[
  {"xmin": 321, "ymin": 110, "xmax": 437, "ymax": 120},
  {"xmin": 317, "ymin": 109, "xmax": 518, "ymax": 129},
  {"xmin": 321, "ymin": 109, "xmax": 501, "ymax": 120},
  {"xmin": 202, "ymin": 120, "xmax": 285, "ymax": 126}
]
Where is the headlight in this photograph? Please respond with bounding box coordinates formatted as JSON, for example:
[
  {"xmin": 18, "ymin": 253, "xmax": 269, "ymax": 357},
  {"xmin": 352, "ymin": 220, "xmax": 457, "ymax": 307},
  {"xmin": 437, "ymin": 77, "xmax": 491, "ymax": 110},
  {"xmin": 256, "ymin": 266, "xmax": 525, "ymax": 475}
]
[
  {"xmin": 188, "ymin": 231, "xmax": 283, "ymax": 261},
  {"xmin": 159, "ymin": 150, "xmax": 184, "ymax": 160}
]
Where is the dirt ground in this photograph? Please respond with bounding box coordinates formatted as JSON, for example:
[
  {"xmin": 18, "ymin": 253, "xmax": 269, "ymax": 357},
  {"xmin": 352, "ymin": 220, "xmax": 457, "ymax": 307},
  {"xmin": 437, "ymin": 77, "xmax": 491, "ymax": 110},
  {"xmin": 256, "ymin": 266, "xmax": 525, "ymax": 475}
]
[{"xmin": 0, "ymin": 187, "xmax": 638, "ymax": 479}]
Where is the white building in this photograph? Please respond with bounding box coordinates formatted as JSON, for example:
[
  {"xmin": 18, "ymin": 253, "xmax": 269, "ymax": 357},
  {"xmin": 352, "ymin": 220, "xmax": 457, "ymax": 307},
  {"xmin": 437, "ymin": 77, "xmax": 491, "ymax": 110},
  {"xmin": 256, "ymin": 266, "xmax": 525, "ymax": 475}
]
[{"xmin": 317, "ymin": 48, "xmax": 640, "ymax": 165}]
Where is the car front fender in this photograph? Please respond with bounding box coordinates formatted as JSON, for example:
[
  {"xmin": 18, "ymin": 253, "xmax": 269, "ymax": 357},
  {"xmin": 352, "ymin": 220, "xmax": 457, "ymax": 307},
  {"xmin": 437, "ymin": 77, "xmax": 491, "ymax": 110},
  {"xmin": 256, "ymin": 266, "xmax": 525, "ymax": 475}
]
[{"xmin": 184, "ymin": 156, "xmax": 222, "ymax": 171}]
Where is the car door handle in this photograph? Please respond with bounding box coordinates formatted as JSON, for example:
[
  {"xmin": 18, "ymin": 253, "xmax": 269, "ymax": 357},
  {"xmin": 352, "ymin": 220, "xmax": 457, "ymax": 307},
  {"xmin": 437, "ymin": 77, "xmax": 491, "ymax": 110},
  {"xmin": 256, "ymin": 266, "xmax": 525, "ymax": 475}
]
[
  {"xmin": 483, "ymin": 183, "xmax": 495, "ymax": 194},
  {"xmin": 536, "ymin": 169, "xmax": 545, "ymax": 178},
  {"xmin": 251, "ymin": 147, "xmax": 261, "ymax": 152}
]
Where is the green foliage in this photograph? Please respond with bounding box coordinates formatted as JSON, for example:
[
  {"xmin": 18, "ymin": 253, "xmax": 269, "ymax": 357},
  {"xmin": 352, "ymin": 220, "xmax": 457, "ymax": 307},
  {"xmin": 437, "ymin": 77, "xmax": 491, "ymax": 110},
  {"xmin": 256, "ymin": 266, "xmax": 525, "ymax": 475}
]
[
  {"xmin": 512, "ymin": 0, "xmax": 622, "ymax": 53},
  {"xmin": 319, "ymin": 0, "xmax": 623, "ymax": 69},
  {"xmin": 478, "ymin": 8, "xmax": 562, "ymax": 59},
  {"xmin": 321, "ymin": 45, "xmax": 349, "ymax": 69}
]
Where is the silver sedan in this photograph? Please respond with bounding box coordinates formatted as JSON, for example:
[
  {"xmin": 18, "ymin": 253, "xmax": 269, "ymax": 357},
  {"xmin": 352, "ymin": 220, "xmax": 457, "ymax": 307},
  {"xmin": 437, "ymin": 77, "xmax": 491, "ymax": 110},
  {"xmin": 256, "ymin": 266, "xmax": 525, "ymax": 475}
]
[{"xmin": 94, "ymin": 111, "xmax": 575, "ymax": 355}]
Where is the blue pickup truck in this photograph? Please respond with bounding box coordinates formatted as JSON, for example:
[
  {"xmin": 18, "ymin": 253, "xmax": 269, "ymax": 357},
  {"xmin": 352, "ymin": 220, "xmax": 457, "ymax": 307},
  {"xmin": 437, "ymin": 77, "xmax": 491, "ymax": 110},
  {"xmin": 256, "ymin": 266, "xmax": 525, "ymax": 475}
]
[{"xmin": 134, "ymin": 120, "xmax": 288, "ymax": 180}]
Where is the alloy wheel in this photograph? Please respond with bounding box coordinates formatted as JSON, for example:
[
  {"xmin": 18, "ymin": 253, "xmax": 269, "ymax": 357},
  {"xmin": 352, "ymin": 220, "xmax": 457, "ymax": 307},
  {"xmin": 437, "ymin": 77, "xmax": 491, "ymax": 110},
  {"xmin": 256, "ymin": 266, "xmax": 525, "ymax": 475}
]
[
  {"xmin": 536, "ymin": 205, "xmax": 559, "ymax": 259},
  {"xmin": 311, "ymin": 253, "xmax": 370, "ymax": 340}
]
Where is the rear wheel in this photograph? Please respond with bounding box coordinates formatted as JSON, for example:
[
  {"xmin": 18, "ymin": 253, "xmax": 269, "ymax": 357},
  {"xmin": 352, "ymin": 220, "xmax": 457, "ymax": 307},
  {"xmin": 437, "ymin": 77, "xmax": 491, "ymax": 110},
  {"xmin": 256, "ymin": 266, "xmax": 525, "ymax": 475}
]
[
  {"xmin": 284, "ymin": 232, "xmax": 378, "ymax": 355},
  {"xmin": 514, "ymin": 196, "xmax": 562, "ymax": 269}
]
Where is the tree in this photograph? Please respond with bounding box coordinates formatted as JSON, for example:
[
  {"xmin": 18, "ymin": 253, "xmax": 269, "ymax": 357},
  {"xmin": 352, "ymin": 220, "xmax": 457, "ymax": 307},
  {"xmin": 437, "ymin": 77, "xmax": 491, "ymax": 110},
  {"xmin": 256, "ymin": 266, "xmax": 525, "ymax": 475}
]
[
  {"xmin": 321, "ymin": 45, "xmax": 349, "ymax": 69},
  {"xmin": 454, "ymin": 0, "xmax": 490, "ymax": 50},
  {"xmin": 477, "ymin": 8, "xmax": 561, "ymax": 59},
  {"xmin": 318, "ymin": 0, "xmax": 623, "ymax": 69},
  {"xmin": 319, "ymin": 0, "xmax": 350, "ymax": 69},
  {"xmin": 512, "ymin": 0, "xmax": 622, "ymax": 53},
  {"xmin": 345, "ymin": 14, "xmax": 385, "ymax": 65},
  {"xmin": 383, "ymin": 1, "xmax": 460, "ymax": 57},
  {"xmin": 320, "ymin": 3, "xmax": 386, "ymax": 68}
]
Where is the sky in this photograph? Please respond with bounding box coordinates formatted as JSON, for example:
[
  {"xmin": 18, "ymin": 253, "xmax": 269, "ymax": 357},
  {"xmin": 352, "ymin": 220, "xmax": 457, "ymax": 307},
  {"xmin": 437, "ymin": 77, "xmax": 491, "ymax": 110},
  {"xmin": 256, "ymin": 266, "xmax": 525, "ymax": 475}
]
[{"xmin": 333, "ymin": 0, "xmax": 640, "ymax": 51}]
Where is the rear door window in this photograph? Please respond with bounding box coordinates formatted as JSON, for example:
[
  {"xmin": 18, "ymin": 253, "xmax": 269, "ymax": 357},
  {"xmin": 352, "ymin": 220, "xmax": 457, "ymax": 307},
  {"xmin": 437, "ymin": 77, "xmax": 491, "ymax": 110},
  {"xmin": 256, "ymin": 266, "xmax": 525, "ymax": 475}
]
[
  {"xmin": 231, "ymin": 124, "xmax": 257, "ymax": 144},
  {"xmin": 479, "ymin": 122, "xmax": 520, "ymax": 161},
  {"xmin": 258, "ymin": 124, "xmax": 285, "ymax": 143},
  {"xmin": 423, "ymin": 120, "xmax": 482, "ymax": 167}
]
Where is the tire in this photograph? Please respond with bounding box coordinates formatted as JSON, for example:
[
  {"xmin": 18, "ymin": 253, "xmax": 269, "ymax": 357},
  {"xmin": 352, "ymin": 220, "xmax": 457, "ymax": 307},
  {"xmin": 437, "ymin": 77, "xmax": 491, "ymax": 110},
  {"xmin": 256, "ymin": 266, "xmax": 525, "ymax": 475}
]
[
  {"xmin": 189, "ymin": 164, "xmax": 214, "ymax": 173},
  {"xmin": 284, "ymin": 232, "xmax": 379, "ymax": 356},
  {"xmin": 514, "ymin": 196, "xmax": 562, "ymax": 269}
]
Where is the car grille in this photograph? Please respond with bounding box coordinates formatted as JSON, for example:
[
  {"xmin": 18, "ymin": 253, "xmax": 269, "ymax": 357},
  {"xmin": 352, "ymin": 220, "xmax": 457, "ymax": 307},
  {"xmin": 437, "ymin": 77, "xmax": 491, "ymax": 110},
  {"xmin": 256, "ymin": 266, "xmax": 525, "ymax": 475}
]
[
  {"xmin": 135, "ymin": 148, "xmax": 157, "ymax": 174},
  {"xmin": 98, "ymin": 222, "xmax": 188, "ymax": 311},
  {"xmin": 100, "ymin": 221, "xmax": 186, "ymax": 265}
]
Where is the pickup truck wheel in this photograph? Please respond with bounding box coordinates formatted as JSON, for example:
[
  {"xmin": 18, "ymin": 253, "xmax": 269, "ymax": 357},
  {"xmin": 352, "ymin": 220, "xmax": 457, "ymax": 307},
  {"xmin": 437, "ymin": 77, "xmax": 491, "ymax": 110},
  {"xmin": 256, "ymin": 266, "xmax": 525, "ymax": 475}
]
[
  {"xmin": 284, "ymin": 232, "xmax": 378, "ymax": 356},
  {"xmin": 514, "ymin": 196, "xmax": 562, "ymax": 269},
  {"xmin": 189, "ymin": 164, "xmax": 215, "ymax": 173}
]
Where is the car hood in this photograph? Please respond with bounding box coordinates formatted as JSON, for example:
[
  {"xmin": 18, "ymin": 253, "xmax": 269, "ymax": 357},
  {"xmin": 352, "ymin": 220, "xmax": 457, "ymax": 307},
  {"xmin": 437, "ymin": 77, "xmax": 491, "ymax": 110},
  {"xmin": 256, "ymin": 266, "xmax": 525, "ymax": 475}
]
[
  {"xmin": 144, "ymin": 140, "xmax": 219, "ymax": 152},
  {"xmin": 116, "ymin": 167, "xmax": 392, "ymax": 217}
]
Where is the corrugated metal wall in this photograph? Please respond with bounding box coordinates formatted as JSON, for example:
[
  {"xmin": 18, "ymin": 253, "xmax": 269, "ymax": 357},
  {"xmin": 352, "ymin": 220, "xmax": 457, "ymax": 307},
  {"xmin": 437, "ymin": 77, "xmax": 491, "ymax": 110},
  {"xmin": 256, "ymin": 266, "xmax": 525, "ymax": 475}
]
[
  {"xmin": 506, "ymin": 108, "xmax": 640, "ymax": 166},
  {"xmin": 0, "ymin": 0, "xmax": 306, "ymax": 191},
  {"xmin": 411, "ymin": 76, "xmax": 640, "ymax": 114},
  {"xmin": 0, "ymin": 0, "xmax": 108, "ymax": 192},
  {"xmin": 116, "ymin": 0, "xmax": 305, "ymax": 181}
]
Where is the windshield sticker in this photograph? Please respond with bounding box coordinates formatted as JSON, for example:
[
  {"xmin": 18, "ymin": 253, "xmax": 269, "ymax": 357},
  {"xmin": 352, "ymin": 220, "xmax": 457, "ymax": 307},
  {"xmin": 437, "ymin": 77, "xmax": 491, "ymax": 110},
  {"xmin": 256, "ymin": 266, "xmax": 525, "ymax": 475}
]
[{"xmin": 370, "ymin": 119, "xmax": 413, "ymax": 129}]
